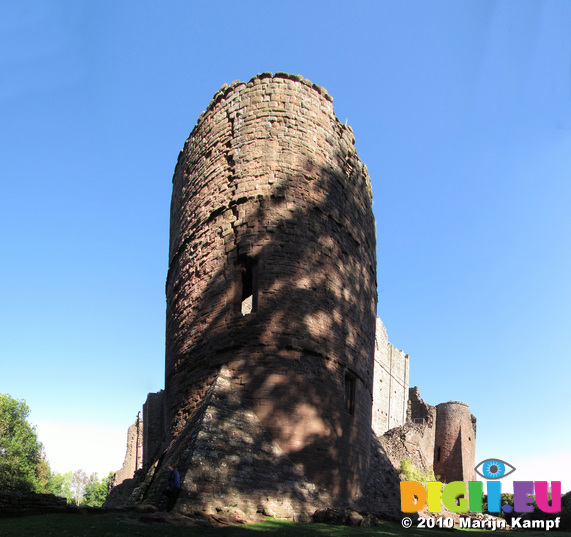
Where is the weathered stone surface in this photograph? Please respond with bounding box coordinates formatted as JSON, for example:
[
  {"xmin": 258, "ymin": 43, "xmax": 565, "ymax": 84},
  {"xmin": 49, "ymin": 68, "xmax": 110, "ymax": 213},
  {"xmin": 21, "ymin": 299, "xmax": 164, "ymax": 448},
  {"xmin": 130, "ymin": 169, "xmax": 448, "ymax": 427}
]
[
  {"xmin": 380, "ymin": 387, "xmax": 437, "ymax": 475},
  {"xmin": 357, "ymin": 435, "xmax": 403, "ymax": 519},
  {"xmin": 161, "ymin": 72, "xmax": 376, "ymax": 509},
  {"xmin": 372, "ymin": 318, "xmax": 409, "ymax": 435},
  {"xmin": 434, "ymin": 401, "xmax": 477, "ymax": 482},
  {"xmin": 312, "ymin": 507, "xmax": 388, "ymax": 526},
  {"xmin": 142, "ymin": 390, "xmax": 166, "ymax": 467},
  {"xmin": 380, "ymin": 388, "xmax": 476, "ymax": 483},
  {"xmin": 381, "ymin": 421, "xmax": 435, "ymax": 474},
  {"xmin": 107, "ymin": 72, "xmax": 478, "ymax": 518},
  {"xmin": 111, "ymin": 411, "xmax": 143, "ymax": 487},
  {"xmin": 131, "ymin": 366, "xmax": 331, "ymax": 518},
  {"xmin": 0, "ymin": 492, "xmax": 67, "ymax": 517},
  {"xmin": 408, "ymin": 386, "xmax": 435, "ymax": 426}
]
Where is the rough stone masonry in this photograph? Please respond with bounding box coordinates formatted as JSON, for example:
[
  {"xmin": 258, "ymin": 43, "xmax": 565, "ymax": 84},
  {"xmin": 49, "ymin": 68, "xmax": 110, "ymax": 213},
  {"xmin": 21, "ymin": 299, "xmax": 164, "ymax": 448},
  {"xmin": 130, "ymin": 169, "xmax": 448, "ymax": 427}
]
[{"xmin": 106, "ymin": 73, "xmax": 476, "ymax": 520}]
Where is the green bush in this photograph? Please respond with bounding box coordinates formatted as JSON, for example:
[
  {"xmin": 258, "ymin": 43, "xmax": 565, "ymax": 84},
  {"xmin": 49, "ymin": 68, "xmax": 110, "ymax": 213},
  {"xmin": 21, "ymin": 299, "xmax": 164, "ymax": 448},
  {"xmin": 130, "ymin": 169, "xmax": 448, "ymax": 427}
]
[
  {"xmin": 83, "ymin": 472, "xmax": 113, "ymax": 506},
  {"xmin": 398, "ymin": 458, "xmax": 439, "ymax": 487},
  {"xmin": 46, "ymin": 470, "xmax": 113, "ymax": 506}
]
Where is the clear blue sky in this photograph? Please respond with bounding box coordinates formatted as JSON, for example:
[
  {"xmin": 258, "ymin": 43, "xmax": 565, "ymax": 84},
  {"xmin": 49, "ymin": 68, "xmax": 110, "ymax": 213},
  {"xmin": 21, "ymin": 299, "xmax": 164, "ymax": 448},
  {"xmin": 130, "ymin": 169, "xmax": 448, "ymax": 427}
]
[{"xmin": 2, "ymin": 1, "xmax": 570, "ymax": 491}]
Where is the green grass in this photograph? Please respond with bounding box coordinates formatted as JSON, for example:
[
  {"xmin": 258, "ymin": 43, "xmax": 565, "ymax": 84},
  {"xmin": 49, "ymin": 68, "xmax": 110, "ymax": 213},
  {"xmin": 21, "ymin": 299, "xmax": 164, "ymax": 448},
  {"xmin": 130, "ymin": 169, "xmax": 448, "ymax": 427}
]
[{"xmin": 0, "ymin": 514, "xmax": 570, "ymax": 537}]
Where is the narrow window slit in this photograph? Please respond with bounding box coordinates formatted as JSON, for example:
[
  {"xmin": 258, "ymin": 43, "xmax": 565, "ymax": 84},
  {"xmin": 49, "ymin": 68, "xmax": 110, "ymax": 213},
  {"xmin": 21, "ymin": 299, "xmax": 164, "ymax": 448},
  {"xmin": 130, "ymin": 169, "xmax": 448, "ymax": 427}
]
[
  {"xmin": 239, "ymin": 255, "xmax": 257, "ymax": 316},
  {"xmin": 345, "ymin": 372, "xmax": 356, "ymax": 415}
]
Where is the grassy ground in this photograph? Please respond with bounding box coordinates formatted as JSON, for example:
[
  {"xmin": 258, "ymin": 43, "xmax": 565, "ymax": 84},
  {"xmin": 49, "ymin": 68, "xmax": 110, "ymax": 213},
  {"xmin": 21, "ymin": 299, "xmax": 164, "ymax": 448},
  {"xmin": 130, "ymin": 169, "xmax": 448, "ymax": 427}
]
[{"xmin": 1, "ymin": 513, "xmax": 571, "ymax": 537}]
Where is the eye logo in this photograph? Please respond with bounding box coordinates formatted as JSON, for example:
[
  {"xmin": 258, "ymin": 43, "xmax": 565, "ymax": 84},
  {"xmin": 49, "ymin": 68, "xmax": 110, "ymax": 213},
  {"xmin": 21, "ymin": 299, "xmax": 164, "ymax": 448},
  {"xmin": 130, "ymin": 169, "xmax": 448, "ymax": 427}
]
[{"xmin": 475, "ymin": 458, "xmax": 516, "ymax": 480}]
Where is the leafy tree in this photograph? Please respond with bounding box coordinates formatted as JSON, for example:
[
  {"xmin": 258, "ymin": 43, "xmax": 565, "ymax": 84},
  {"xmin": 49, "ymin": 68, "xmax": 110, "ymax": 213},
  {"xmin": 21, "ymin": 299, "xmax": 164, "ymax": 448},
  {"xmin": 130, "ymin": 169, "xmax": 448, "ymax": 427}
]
[
  {"xmin": 46, "ymin": 470, "xmax": 112, "ymax": 506},
  {"xmin": 83, "ymin": 472, "xmax": 112, "ymax": 506},
  {"xmin": 45, "ymin": 471, "xmax": 73, "ymax": 502},
  {"xmin": 35, "ymin": 448, "xmax": 52, "ymax": 492},
  {"xmin": 0, "ymin": 393, "xmax": 43, "ymax": 492},
  {"xmin": 69, "ymin": 469, "xmax": 89, "ymax": 505},
  {"xmin": 45, "ymin": 471, "xmax": 65, "ymax": 497}
]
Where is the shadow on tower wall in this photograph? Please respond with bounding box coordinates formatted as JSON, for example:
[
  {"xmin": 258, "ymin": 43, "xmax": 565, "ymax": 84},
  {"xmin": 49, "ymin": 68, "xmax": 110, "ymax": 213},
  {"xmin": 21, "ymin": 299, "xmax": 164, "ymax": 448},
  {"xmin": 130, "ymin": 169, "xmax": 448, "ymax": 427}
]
[
  {"xmin": 154, "ymin": 157, "xmax": 375, "ymax": 514},
  {"xmin": 108, "ymin": 75, "xmax": 402, "ymax": 518}
]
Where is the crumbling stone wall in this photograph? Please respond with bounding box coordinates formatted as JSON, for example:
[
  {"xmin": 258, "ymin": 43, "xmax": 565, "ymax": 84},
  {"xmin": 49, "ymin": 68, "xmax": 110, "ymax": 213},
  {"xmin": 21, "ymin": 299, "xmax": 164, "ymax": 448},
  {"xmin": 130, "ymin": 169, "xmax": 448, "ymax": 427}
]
[
  {"xmin": 161, "ymin": 72, "xmax": 376, "ymax": 508},
  {"xmin": 142, "ymin": 391, "xmax": 165, "ymax": 467},
  {"xmin": 372, "ymin": 318, "xmax": 409, "ymax": 435},
  {"xmin": 380, "ymin": 388, "xmax": 476, "ymax": 483},
  {"xmin": 113, "ymin": 411, "xmax": 143, "ymax": 487},
  {"xmin": 380, "ymin": 388, "xmax": 436, "ymax": 474},
  {"xmin": 0, "ymin": 492, "xmax": 67, "ymax": 517},
  {"xmin": 408, "ymin": 386, "xmax": 435, "ymax": 426}
]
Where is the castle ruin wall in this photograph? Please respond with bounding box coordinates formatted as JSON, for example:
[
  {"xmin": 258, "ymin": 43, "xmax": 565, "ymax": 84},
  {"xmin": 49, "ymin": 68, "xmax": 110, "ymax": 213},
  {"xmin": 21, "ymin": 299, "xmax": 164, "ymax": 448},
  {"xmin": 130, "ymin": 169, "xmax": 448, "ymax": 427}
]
[
  {"xmin": 163, "ymin": 72, "xmax": 377, "ymax": 507},
  {"xmin": 379, "ymin": 387, "xmax": 436, "ymax": 475},
  {"xmin": 112, "ymin": 411, "xmax": 143, "ymax": 487},
  {"xmin": 142, "ymin": 390, "xmax": 166, "ymax": 467},
  {"xmin": 434, "ymin": 401, "xmax": 477, "ymax": 482},
  {"xmin": 106, "ymin": 73, "xmax": 478, "ymax": 516},
  {"xmin": 379, "ymin": 388, "xmax": 476, "ymax": 483},
  {"xmin": 372, "ymin": 318, "xmax": 409, "ymax": 435}
]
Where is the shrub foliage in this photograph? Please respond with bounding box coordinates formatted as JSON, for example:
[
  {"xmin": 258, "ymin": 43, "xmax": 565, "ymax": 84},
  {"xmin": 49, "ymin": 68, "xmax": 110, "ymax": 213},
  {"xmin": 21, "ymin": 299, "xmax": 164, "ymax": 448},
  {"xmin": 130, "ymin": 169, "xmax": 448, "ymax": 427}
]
[
  {"xmin": 398, "ymin": 458, "xmax": 439, "ymax": 487},
  {"xmin": 0, "ymin": 393, "xmax": 43, "ymax": 492}
]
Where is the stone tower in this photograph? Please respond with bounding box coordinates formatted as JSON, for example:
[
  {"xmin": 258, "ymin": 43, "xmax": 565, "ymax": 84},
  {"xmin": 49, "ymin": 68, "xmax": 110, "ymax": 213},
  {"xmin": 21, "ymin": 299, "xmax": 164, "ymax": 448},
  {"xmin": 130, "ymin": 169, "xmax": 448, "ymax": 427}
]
[
  {"xmin": 433, "ymin": 401, "xmax": 477, "ymax": 482},
  {"xmin": 106, "ymin": 73, "xmax": 478, "ymax": 519},
  {"xmin": 157, "ymin": 73, "xmax": 377, "ymax": 512}
]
